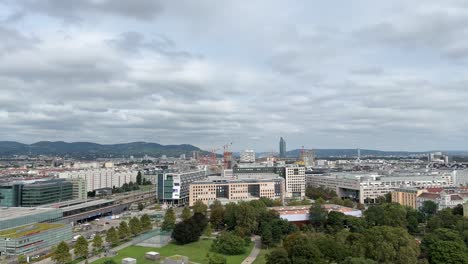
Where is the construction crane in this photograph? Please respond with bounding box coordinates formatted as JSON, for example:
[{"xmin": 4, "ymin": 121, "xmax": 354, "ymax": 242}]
[{"xmin": 223, "ymin": 142, "xmax": 233, "ymax": 169}]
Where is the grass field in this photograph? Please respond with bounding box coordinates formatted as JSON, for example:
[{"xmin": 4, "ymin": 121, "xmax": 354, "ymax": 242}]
[{"xmin": 93, "ymin": 239, "xmax": 253, "ymax": 264}]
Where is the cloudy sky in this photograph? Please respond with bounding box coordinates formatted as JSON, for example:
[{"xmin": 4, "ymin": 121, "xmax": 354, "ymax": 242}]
[{"xmin": 1, "ymin": 1, "xmax": 468, "ymax": 152}]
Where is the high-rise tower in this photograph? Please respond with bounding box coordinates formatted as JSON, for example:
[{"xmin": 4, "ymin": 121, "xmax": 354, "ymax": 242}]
[{"xmin": 279, "ymin": 137, "xmax": 286, "ymax": 158}]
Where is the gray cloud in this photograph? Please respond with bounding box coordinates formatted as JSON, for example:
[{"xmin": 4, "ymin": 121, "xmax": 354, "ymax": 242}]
[{"xmin": 0, "ymin": 1, "xmax": 468, "ymax": 151}]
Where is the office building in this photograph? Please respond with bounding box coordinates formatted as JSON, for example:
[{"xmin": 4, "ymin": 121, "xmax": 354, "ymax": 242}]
[
  {"xmin": 0, "ymin": 207, "xmax": 72, "ymax": 256},
  {"xmin": 279, "ymin": 137, "xmax": 286, "ymax": 158},
  {"xmin": 240, "ymin": 150, "xmax": 255, "ymax": 163},
  {"xmin": 0, "ymin": 179, "xmax": 73, "ymax": 207},
  {"xmin": 284, "ymin": 166, "xmax": 306, "ymax": 198},
  {"xmin": 189, "ymin": 176, "xmax": 284, "ymax": 206},
  {"xmin": 68, "ymin": 178, "xmax": 87, "ymax": 200},
  {"xmin": 157, "ymin": 170, "xmax": 206, "ymax": 205}
]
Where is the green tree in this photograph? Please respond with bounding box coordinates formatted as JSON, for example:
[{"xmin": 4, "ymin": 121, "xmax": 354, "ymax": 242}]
[
  {"xmin": 341, "ymin": 257, "xmax": 377, "ymax": 264},
  {"xmin": 92, "ymin": 234, "xmax": 103, "ymax": 252},
  {"xmin": 162, "ymin": 208, "xmax": 176, "ymax": 231},
  {"xmin": 359, "ymin": 226, "xmax": 419, "ymax": 264},
  {"xmin": 140, "ymin": 214, "xmax": 152, "ymax": 231},
  {"xmin": 421, "ymin": 228, "xmax": 468, "ymax": 264},
  {"xmin": 103, "ymin": 260, "xmax": 117, "ymax": 264},
  {"xmin": 74, "ymin": 235, "xmax": 89, "ymax": 259},
  {"xmin": 212, "ymin": 232, "xmax": 246, "ymax": 255},
  {"xmin": 136, "ymin": 171, "xmax": 142, "ymax": 185},
  {"xmin": 283, "ymin": 232, "xmax": 323, "ymax": 264},
  {"xmin": 326, "ymin": 211, "xmax": 346, "ymax": 233},
  {"xmin": 309, "ymin": 203, "xmax": 327, "ymax": 229},
  {"xmin": 51, "ymin": 241, "xmax": 72, "ymax": 264},
  {"xmin": 207, "ymin": 253, "xmax": 227, "ymax": 264},
  {"xmin": 235, "ymin": 202, "xmax": 259, "ymax": 235},
  {"xmin": 210, "ymin": 200, "xmax": 225, "ymax": 230},
  {"xmin": 420, "ymin": 200, "xmax": 438, "ymax": 219},
  {"xmin": 266, "ymin": 248, "xmax": 290, "ymax": 264},
  {"xmin": 182, "ymin": 206, "xmax": 192, "ymax": 221},
  {"xmin": 260, "ymin": 223, "xmax": 273, "ymax": 247},
  {"xmin": 193, "ymin": 200, "xmax": 208, "ymax": 215},
  {"xmin": 118, "ymin": 221, "xmax": 130, "ymax": 240},
  {"xmin": 129, "ymin": 216, "xmax": 142, "ymax": 236},
  {"xmin": 204, "ymin": 222, "xmax": 213, "ymax": 237},
  {"xmin": 364, "ymin": 203, "xmax": 407, "ymax": 228},
  {"xmin": 106, "ymin": 227, "xmax": 119, "ymax": 246},
  {"xmin": 137, "ymin": 202, "xmax": 144, "ymax": 211},
  {"xmin": 17, "ymin": 255, "xmax": 27, "ymax": 264},
  {"xmin": 452, "ymin": 204, "xmax": 464, "ymax": 216}
]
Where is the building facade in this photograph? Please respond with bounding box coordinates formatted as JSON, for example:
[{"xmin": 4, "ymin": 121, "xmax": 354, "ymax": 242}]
[
  {"xmin": 391, "ymin": 188, "xmax": 425, "ymax": 209},
  {"xmin": 279, "ymin": 137, "xmax": 286, "ymax": 158},
  {"xmin": 189, "ymin": 177, "xmax": 284, "ymax": 206},
  {"xmin": 68, "ymin": 178, "xmax": 87, "ymax": 200},
  {"xmin": 157, "ymin": 170, "xmax": 206, "ymax": 205},
  {"xmin": 0, "ymin": 179, "xmax": 73, "ymax": 207},
  {"xmin": 240, "ymin": 150, "xmax": 256, "ymax": 163},
  {"xmin": 285, "ymin": 167, "xmax": 306, "ymax": 198},
  {"xmin": 59, "ymin": 169, "xmax": 138, "ymax": 191}
]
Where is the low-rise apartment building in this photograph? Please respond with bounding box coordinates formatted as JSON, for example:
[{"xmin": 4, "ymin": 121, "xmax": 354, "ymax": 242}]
[{"xmin": 59, "ymin": 169, "xmax": 138, "ymax": 191}]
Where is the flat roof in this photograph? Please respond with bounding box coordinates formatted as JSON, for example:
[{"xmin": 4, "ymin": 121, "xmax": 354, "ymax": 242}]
[
  {"xmin": 60, "ymin": 199, "xmax": 115, "ymax": 212},
  {"xmin": 0, "ymin": 223, "xmax": 65, "ymax": 238},
  {"xmin": 0, "ymin": 207, "xmax": 59, "ymax": 221}
]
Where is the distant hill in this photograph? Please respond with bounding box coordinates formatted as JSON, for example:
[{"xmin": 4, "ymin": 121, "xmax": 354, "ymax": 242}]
[
  {"xmin": 286, "ymin": 149, "xmax": 468, "ymax": 158},
  {"xmin": 0, "ymin": 141, "xmax": 206, "ymax": 159}
]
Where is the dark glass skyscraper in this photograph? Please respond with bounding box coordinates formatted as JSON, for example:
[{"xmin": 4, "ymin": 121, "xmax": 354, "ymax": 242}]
[{"xmin": 279, "ymin": 137, "xmax": 286, "ymax": 158}]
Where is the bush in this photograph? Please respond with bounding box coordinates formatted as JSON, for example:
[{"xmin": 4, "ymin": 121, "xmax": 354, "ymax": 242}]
[{"xmin": 211, "ymin": 232, "xmax": 246, "ymax": 255}]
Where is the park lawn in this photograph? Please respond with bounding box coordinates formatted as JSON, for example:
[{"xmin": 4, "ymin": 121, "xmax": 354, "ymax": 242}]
[
  {"xmin": 93, "ymin": 239, "xmax": 253, "ymax": 264},
  {"xmin": 252, "ymin": 248, "xmax": 273, "ymax": 264}
]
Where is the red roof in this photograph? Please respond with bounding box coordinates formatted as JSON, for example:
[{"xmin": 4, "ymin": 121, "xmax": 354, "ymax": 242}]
[
  {"xmin": 425, "ymin": 187, "xmax": 443, "ymax": 193},
  {"xmin": 418, "ymin": 193, "xmax": 440, "ymax": 200},
  {"xmin": 450, "ymin": 194, "xmax": 463, "ymax": 201}
]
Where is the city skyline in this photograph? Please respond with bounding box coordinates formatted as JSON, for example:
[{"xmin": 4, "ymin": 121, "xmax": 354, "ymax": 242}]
[{"xmin": 2, "ymin": 1, "xmax": 468, "ymax": 151}]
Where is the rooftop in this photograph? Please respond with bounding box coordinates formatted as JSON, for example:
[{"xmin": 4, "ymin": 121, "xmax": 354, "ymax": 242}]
[
  {"xmin": 0, "ymin": 223, "xmax": 65, "ymax": 238},
  {"xmin": 0, "ymin": 207, "xmax": 59, "ymax": 222}
]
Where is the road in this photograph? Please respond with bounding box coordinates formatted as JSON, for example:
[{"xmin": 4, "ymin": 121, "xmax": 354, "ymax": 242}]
[{"xmin": 241, "ymin": 236, "xmax": 261, "ymax": 264}]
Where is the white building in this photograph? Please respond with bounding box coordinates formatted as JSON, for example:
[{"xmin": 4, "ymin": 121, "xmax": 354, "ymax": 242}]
[
  {"xmin": 240, "ymin": 150, "xmax": 256, "ymax": 163},
  {"xmin": 59, "ymin": 169, "xmax": 138, "ymax": 191},
  {"xmin": 285, "ymin": 166, "xmax": 306, "ymax": 198}
]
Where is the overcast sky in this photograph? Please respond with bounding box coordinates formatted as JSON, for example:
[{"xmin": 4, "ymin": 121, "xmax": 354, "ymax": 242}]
[{"xmin": 1, "ymin": 1, "xmax": 468, "ymax": 152}]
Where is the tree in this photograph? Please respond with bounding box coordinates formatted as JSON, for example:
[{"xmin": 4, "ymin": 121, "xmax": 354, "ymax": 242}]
[
  {"xmin": 364, "ymin": 203, "xmax": 407, "ymax": 228},
  {"xmin": 421, "ymin": 228, "xmax": 468, "ymax": 264},
  {"xmin": 17, "ymin": 255, "xmax": 27, "ymax": 264},
  {"xmin": 420, "ymin": 200, "xmax": 438, "ymax": 219},
  {"xmin": 103, "ymin": 260, "xmax": 117, "ymax": 264},
  {"xmin": 74, "ymin": 236, "xmax": 89, "ymax": 259},
  {"xmin": 92, "ymin": 234, "xmax": 103, "ymax": 252},
  {"xmin": 283, "ymin": 232, "xmax": 323, "ymax": 264},
  {"xmin": 204, "ymin": 222, "xmax": 213, "ymax": 237},
  {"xmin": 140, "ymin": 214, "xmax": 152, "ymax": 231},
  {"xmin": 208, "ymin": 253, "xmax": 227, "ymax": 264},
  {"xmin": 266, "ymin": 248, "xmax": 290, "ymax": 264},
  {"xmin": 172, "ymin": 220, "xmax": 200, "ymax": 244},
  {"xmin": 260, "ymin": 223, "xmax": 273, "ymax": 247},
  {"xmin": 182, "ymin": 206, "xmax": 192, "ymax": 221},
  {"xmin": 129, "ymin": 217, "xmax": 142, "ymax": 236},
  {"xmin": 106, "ymin": 227, "xmax": 119, "ymax": 246},
  {"xmin": 358, "ymin": 226, "xmax": 419, "ymax": 264},
  {"xmin": 51, "ymin": 241, "xmax": 72, "ymax": 264},
  {"xmin": 136, "ymin": 171, "xmax": 142, "ymax": 185},
  {"xmin": 138, "ymin": 203, "xmax": 144, "ymax": 211},
  {"xmin": 452, "ymin": 204, "xmax": 464, "ymax": 216},
  {"xmin": 162, "ymin": 208, "xmax": 176, "ymax": 231},
  {"xmin": 212, "ymin": 232, "xmax": 246, "ymax": 255},
  {"xmin": 210, "ymin": 200, "xmax": 225, "ymax": 230},
  {"xmin": 236, "ymin": 201, "xmax": 259, "ymax": 235},
  {"xmin": 193, "ymin": 200, "xmax": 208, "ymax": 215},
  {"xmin": 309, "ymin": 203, "xmax": 327, "ymax": 229},
  {"xmin": 341, "ymin": 257, "xmax": 377, "ymax": 264},
  {"xmin": 118, "ymin": 221, "xmax": 130, "ymax": 240}
]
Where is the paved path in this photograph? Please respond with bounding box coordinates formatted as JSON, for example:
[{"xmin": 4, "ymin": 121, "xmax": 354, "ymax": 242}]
[{"xmin": 241, "ymin": 236, "xmax": 261, "ymax": 264}]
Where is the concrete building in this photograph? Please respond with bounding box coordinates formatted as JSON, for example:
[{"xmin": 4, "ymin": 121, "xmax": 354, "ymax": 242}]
[
  {"xmin": 0, "ymin": 179, "xmax": 73, "ymax": 207},
  {"xmin": 391, "ymin": 188, "xmax": 426, "ymax": 209},
  {"xmin": 272, "ymin": 205, "xmax": 362, "ymax": 226},
  {"xmin": 240, "ymin": 150, "xmax": 256, "ymax": 163},
  {"xmin": 285, "ymin": 167, "xmax": 306, "ymax": 198},
  {"xmin": 279, "ymin": 137, "xmax": 286, "ymax": 158},
  {"xmin": 0, "ymin": 207, "xmax": 72, "ymax": 256},
  {"xmin": 306, "ymin": 173, "xmax": 455, "ymax": 204},
  {"xmin": 157, "ymin": 170, "xmax": 206, "ymax": 205},
  {"xmin": 416, "ymin": 190, "xmax": 467, "ymax": 210},
  {"xmin": 59, "ymin": 169, "xmax": 138, "ymax": 191},
  {"xmin": 189, "ymin": 176, "xmax": 284, "ymax": 206}
]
